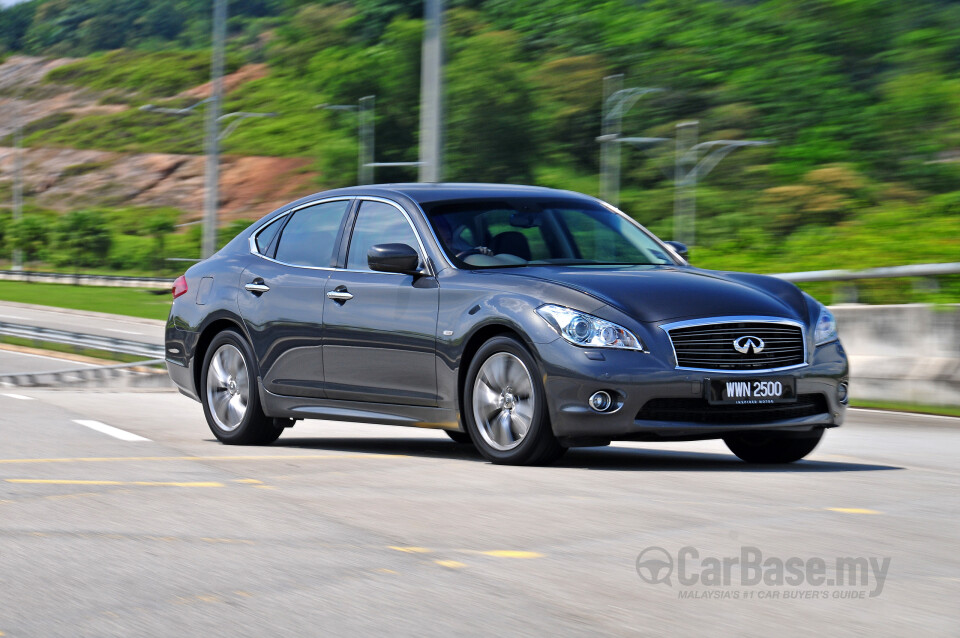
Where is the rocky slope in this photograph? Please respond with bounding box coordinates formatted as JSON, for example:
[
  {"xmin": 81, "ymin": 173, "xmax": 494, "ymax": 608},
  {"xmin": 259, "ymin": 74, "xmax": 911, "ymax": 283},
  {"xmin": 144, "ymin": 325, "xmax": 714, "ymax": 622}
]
[{"xmin": 0, "ymin": 56, "xmax": 320, "ymax": 222}]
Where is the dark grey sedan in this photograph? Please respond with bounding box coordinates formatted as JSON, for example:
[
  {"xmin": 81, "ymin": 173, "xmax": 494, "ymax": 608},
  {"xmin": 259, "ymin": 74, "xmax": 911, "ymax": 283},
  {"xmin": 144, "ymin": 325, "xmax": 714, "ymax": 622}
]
[{"xmin": 165, "ymin": 184, "xmax": 848, "ymax": 465}]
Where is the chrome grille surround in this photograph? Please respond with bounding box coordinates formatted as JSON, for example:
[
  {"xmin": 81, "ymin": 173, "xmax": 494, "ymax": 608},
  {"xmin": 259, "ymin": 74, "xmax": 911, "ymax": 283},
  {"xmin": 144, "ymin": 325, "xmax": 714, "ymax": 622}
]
[{"xmin": 660, "ymin": 316, "xmax": 808, "ymax": 373}]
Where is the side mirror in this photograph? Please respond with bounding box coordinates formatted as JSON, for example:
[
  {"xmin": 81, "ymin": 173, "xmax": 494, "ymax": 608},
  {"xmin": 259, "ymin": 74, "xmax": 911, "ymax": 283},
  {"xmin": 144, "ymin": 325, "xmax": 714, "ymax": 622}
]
[
  {"xmin": 664, "ymin": 241, "xmax": 689, "ymax": 261},
  {"xmin": 368, "ymin": 243, "xmax": 421, "ymax": 275}
]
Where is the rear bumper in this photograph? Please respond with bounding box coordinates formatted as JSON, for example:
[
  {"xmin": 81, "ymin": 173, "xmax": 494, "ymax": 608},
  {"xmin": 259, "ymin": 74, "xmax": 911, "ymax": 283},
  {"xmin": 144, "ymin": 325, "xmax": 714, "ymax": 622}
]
[
  {"xmin": 539, "ymin": 339, "xmax": 848, "ymax": 442},
  {"xmin": 165, "ymin": 322, "xmax": 199, "ymax": 402},
  {"xmin": 166, "ymin": 358, "xmax": 199, "ymax": 402}
]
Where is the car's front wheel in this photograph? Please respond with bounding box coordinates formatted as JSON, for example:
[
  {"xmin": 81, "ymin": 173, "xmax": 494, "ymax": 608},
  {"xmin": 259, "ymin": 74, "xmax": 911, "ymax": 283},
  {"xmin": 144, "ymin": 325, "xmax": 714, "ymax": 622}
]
[
  {"xmin": 463, "ymin": 336, "xmax": 566, "ymax": 465},
  {"xmin": 723, "ymin": 429, "xmax": 824, "ymax": 464},
  {"xmin": 201, "ymin": 329, "xmax": 283, "ymax": 445}
]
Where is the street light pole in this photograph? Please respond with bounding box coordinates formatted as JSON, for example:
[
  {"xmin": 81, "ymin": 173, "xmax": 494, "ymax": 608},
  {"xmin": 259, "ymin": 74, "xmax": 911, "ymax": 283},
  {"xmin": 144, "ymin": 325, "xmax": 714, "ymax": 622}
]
[
  {"xmin": 11, "ymin": 98, "xmax": 23, "ymax": 271},
  {"xmin": 358, "ymin": 95, "xmax": 375, "ymax": 184},
  {"xmin": 674, "ymin": 121, "xmax": 697, "ymax": 246},
  {"xmin": 203, "ymin": 0, "xmax": 227, "ymax": 259},
  {"xmin": 598, "ymin": 74, "xmax": 664, "ymax": 207},
  {"xmin": 418, "ymin": 0, "xmax": 443, "ymax": 182},
  {"xmin": 318, "ymin": 97, "xmax": 421, "ymax": 184},
  {"xmin": 673, "ymin": 120, "xmax": 771, "ymax": 246}
]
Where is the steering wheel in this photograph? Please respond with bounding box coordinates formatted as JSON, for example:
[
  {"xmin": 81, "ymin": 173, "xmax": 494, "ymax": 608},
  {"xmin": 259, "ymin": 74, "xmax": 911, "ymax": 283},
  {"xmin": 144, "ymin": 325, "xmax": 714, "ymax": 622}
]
[{"xmin": 456, "ymin": 247, "xmax": 492, "ymax": 260}]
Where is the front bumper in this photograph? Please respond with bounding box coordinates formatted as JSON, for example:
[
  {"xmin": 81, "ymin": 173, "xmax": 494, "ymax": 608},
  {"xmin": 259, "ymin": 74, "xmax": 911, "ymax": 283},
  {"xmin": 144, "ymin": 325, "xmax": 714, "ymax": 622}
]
[{"xmin": 539, "ymin": 338, "xmax": 848, "ymax": 442}]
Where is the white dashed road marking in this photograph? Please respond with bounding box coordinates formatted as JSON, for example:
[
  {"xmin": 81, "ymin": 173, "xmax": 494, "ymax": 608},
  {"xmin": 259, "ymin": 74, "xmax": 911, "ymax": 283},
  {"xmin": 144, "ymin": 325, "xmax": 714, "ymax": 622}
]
[
  {"xmin": 73, "ymin": 420, "xmax": 151, "ymax": 442},
  {"xmin": 2, "ymin": 393, "xmax": 34, "ymax": 401}
]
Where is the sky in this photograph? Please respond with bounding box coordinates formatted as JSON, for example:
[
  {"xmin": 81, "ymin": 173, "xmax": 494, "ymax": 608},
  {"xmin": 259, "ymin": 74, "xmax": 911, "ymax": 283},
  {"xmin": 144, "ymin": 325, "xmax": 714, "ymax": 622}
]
[{"xmin": 0, "ymin": 0, "xmax": 28, "ymax": 7}]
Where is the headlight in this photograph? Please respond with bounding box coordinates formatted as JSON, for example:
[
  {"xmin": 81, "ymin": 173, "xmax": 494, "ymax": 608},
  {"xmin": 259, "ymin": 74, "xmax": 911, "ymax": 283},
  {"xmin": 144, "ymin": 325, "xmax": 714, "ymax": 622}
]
[
  {"xmin": 536, "ymin": 304, "xmax": 645, "ymax": 351},
  {"xmin": 814, "ymin": 304, "xmax": 838, "ymax": 345}
]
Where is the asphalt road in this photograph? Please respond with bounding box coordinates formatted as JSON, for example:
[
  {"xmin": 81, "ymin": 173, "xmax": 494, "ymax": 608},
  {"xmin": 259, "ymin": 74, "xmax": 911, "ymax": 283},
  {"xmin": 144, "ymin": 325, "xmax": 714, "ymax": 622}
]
[
  {"xmin": 0, "ymin": 301, "xmax": 164, "ymax": 346},
  {"xmin": 0, "ymin": 349, "xmax": 97, "ymax": 375},
  {"xmin": 0, "ymin": 391, "xmax": 957, "ymax": 637}
]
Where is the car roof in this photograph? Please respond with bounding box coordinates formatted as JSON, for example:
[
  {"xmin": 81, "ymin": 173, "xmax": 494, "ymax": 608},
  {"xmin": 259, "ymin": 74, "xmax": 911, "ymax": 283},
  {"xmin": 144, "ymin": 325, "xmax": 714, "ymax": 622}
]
[{"xmin": 315, "ymin": 183, "xmax": 598, "ymax": 206}]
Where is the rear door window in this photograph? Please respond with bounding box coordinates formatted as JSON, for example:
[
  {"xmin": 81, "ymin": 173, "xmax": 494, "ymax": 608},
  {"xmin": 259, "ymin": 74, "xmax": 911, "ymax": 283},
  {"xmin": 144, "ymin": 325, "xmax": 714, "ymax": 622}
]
[{"xmin": 274, "ymin": 200, "xmax": 351, "ymax": 268}]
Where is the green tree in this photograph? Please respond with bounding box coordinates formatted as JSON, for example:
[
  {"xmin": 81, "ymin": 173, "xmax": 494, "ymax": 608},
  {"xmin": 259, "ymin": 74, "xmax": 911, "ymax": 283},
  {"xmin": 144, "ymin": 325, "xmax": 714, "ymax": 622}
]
[
  {"xmin": 7, "ymin": 215, "xmax": 52, "ymax": 264},
  {"xmin": 445, "ymin": 30, "xmax": 540, "ymax": 182},
  {"xmin": 144, "ymin": 212, "xmax": 177, "ymax": 272},
  {"xmin": 51, "ymin": 210, "xmax": 112, "ymax": 269}
]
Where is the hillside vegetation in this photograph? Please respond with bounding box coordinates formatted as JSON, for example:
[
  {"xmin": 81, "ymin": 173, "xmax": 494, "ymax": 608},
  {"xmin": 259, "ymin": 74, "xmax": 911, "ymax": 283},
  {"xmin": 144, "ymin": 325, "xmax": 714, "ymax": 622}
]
[{"xmin": 1, "ymin": 0, "xmax": 959, "ymax": 302}]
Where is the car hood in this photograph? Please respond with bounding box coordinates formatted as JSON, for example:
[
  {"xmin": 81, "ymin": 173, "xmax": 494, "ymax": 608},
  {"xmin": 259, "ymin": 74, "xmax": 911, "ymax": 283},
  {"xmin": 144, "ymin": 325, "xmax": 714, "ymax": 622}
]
[{"xmin": 500, "ymin": 265, "xmax": 809, "ymax": 324}]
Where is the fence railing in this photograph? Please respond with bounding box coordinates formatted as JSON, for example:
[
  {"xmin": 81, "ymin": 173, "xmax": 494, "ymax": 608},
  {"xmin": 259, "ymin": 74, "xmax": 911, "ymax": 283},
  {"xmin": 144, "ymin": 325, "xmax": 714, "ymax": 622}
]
[
  {"xmin": 0, "ymin": 270, "xmax": 173, "ymax": 289},
  {"xmin": 770, "ymin": 262, "xmax": 960, "ymax": 283},
  {"xmin": 3, "ymin": 262, "xmax": 959, "ymax": 289},
  {"xmin": 0, "ymin": 321, "xmax": 164, "ymax": 359}
]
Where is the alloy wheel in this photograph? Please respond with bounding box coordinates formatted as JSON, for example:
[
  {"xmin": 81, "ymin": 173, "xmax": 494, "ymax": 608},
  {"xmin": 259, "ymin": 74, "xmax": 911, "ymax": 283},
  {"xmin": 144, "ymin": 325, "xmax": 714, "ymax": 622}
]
[
  {"xmin": 471, "ymin": 352, "xmax": 536, "ymax": 451},
  {"xmin": 205, "ymin": 343, "xmax": 250, "ymax": 432}
]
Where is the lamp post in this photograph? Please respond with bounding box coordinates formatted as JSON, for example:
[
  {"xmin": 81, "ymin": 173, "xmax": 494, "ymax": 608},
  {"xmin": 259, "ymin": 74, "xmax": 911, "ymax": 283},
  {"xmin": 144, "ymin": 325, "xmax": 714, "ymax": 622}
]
[
  {"xmin": 673, "ymin": 120, "xmax": 771, "ymax": 246},
  {"xmin": 318, "ymin": 95, "xmax": 421, "ymax": 184},
  {"xmin": 418, "ymin": 0, "xmax": 443, "ymax": 182},
  {"xmin": 598, "ymin": 74, "xmax": 665, "ymax": 207},
  {"xmin": 139, "ymin": 102, "xmax": 276, "ymax": 256},
  {"xmin": 11, "ymin": 99, "xmax": 23, "ymax": 270}
]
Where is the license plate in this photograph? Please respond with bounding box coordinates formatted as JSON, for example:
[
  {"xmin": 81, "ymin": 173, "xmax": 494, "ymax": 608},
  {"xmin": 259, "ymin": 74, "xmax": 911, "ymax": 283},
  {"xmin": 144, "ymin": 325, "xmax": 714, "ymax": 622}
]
[{"xmin": 706, "ymin": 377, "xmax": 797, "ymax": 405}]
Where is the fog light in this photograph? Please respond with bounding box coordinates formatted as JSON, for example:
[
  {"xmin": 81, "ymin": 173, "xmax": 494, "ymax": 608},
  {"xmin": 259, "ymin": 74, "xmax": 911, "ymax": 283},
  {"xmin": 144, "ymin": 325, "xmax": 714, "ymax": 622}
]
[
  {"xmin": 837, "ymin": 382, "xmax": 849, "ymax": 404},
  {"xmin": 589, "ymin": 391, "xmax": 613, "ymax": 412}
]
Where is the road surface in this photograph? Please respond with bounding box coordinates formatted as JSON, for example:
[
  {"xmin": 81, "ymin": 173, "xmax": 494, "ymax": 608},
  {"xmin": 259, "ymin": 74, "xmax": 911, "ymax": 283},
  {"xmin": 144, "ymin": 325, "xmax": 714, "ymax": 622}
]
[
  {"xmin": 0, "ymin": 391, "xmax": 957, "ymax": 637},
  {"xmin": 0, "ymin": 349, "xmax": 97, "ymax": 375},
  {"xmin": 0, "ymin": 301, "xmax": 163, "ymax": 346}
]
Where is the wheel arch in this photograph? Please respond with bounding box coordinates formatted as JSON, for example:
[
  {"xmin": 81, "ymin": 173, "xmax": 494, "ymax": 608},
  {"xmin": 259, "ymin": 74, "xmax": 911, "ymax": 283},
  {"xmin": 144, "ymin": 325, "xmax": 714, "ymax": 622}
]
[
  {"xmin": 456, "ymin": 323, "xmax": 534, "ymax": 430},
  {"xmin": 192, "ymin": 316, "xmax": 250, "ymax": 396}
]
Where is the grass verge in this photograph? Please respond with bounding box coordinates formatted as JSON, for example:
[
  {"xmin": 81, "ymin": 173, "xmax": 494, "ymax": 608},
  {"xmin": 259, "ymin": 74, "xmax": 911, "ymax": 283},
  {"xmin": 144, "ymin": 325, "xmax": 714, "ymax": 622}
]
[
  {"xmin": 850, "ymin": 399, "xmax": 960, "ymax": 418},
  {"xmin": 0, "ymin": 281, "xmax": 170, "ymax": 321}
]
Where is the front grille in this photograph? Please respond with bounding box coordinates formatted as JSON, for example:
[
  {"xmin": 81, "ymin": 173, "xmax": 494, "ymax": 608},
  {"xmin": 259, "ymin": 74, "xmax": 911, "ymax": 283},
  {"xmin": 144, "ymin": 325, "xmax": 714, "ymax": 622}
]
[
  {"xmin": 666, "ymin": 321, "xmax": 805, "ymax": 371},
  {"xmin": 636, "ymin": 394, "xmax": 828, "ymax": 425}
]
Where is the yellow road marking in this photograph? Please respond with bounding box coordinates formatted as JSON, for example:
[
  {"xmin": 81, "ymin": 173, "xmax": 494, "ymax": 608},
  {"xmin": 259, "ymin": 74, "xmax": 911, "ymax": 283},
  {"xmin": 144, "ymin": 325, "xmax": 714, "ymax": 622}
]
[
  {"xmin": 826, "ymin": 507, "xmax": 882, "ymax": 515},
  {"xmin": 0, "ymin": 454, "xmax": 405, "ymax": 465},
  {"xmin": 480, "ymin": 550, "xmax": 544, "ymax": 559},
  {"xmin": 435, "ymin": 560, "xmax": 467, "ymax": 569},
  {"xmin": 389, "ymin": 546, "xmax": 432, "ymax": 554},
  {"xmin": 233, "ymin": 479, "xmax": 263, "ymax": 484},
  {"xmin": 375, "ymin": 568, "xmax": 398, "ymax": 574},
  {"xmin": 234, "ymin": 591, "xmax": 253, "ymax": 597},
  {"xmin": 5, "ymin": 479, "xmax": 223, "ymax": 487}
]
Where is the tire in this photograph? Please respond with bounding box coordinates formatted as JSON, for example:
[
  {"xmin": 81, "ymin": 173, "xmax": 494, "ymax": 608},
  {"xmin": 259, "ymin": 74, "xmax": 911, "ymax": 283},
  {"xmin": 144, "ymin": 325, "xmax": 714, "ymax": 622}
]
[
  {"xmin": 463, "ymin": 336, "xmax": 566, "ymax": 465},
  {"xmin": 200, "ymin": 329, "xmax": 283, "ymax": 445},
  {"xmin": 444, "ymin": 429, "xmax": 474, "ymax": 445},
  {"xmin": 723, "ymin": 429, "xmax": 824, "ymax": 464}
]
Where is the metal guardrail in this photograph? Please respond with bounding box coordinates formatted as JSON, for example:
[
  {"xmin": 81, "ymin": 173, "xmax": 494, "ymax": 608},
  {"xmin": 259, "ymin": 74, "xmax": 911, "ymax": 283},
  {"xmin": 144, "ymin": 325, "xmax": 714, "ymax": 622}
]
[
  {"xmin": 0, "ymin": 270, "xmax": 173, "ymax": 289},
  {"xmin": 1, "ymin": 262, "xmax": 957, "ymax": 292},
  {"xmin": 0, "ymin": 321, "xmax": 164, "ymax": 358},
  {"xmin": 770, "ymin": 262, "xmax": 960, "ymax": 283}
]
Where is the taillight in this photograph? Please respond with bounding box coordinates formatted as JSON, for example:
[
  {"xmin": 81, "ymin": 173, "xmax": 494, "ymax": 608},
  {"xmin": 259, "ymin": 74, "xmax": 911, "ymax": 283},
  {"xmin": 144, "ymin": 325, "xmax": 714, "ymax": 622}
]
[{"xmin": 172, "ymin": 275, "xmax": 189, "ymax": 299}]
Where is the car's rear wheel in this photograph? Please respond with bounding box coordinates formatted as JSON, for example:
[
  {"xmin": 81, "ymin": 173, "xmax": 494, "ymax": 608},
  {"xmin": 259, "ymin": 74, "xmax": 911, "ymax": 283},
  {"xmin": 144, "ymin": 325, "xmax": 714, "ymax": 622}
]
[
  {"xmin": 201, "ymin": 329, "xmax": 283, "ymax": 445},
  {"xmin": 444, "ymin": 429, "xmax": 474, "ymax": 445},
  {"xmin": 723, "ymin": 429, "xmax": 824, "ymax": 464},
  {"xmin": 463, "ymin": 336, "xmax": 566, "ymax": 465}
]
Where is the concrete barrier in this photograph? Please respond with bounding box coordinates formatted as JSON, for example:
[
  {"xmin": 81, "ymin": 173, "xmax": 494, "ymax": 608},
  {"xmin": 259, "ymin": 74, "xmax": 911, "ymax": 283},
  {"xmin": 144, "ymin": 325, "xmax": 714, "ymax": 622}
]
[{"xmin": 833, "ymin": 304, "xmax": 960, "ymax": 406}]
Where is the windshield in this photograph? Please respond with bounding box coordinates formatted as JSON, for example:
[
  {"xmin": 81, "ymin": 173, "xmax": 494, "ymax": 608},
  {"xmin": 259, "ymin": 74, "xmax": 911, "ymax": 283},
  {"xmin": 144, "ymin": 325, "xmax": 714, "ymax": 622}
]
[{"xmin": 423, "ymin": 198, "xmax": 677, "ymax": 269}]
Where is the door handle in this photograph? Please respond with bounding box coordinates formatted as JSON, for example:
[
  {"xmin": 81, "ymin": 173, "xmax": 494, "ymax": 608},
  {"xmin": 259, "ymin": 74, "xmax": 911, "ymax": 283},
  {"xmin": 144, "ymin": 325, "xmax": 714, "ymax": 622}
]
[
  {"xmin": 245, "ymin": 282, "xmax": 270, "ymax": 294},
  {"xmin": 326, "ymin": 290, "xmax": 354, "ymax": 302}
]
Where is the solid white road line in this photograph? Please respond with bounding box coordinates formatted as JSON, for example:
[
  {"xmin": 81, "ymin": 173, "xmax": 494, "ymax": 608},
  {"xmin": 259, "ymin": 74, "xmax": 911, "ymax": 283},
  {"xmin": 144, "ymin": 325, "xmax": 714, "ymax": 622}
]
[
  {"xmin": 73, "ymin": 419, "xmax": 151, "ymax": 442},
  {"xmin": 2, "ymin": 393, "xmax": 34, "ymax": 401},
  {"xmin": 0, "ymin": 350, "xmax": 96, "ymax": 366}
]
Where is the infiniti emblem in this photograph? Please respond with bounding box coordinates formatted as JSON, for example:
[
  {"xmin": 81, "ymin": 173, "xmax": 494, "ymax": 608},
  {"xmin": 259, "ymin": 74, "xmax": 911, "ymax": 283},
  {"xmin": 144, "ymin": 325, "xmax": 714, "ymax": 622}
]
[{"xmin": 733, "ymin": 335, "xmax": 765, "ymax": 354}]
